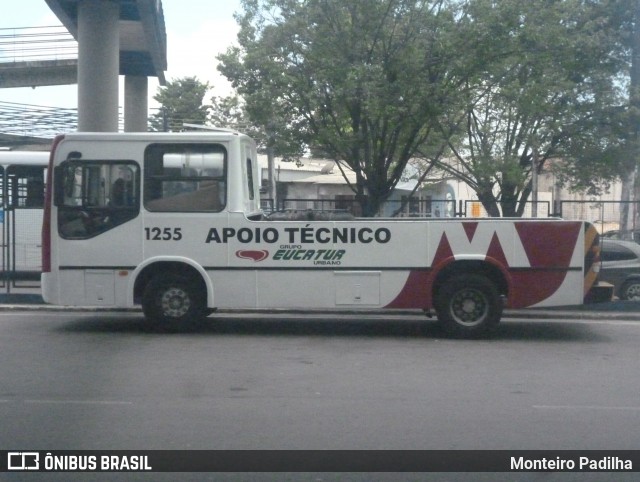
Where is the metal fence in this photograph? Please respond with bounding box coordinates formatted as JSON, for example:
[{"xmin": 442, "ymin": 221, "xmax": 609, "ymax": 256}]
[
  {"xmin": 263, "ymin": 197, "xmax": 640, "ymax": 241},
  {"xmin": 462, "ymin": 200, "xmax": 552, "ymax": 218},
  {"xmin": 268, "ymin": 198, "xmax": 459, "ymax": 217},
  {"xmin": 558, "ymin": 200, "xmax": 640, "ymax": 237},
  {"xmin": 0, "ymin": 26, "xmax": 77, "ymax": 63},
  {"xmin": 263, "ymin": 198, "xmax": 553, "ymax": 219},
  {"xmin": 275, "ymin": 198, "xmax": 356, "ymax": 214}
]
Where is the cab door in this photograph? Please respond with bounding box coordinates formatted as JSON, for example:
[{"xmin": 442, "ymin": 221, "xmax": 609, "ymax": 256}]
[{"xmin": 53, "ymin": 158, "xmax": 143, "ymax": 305}]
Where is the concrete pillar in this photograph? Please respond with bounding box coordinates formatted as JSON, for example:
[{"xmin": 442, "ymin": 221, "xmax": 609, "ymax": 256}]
[
  {"xmin": 124, "ymin": 75, "xmax": 149, "ymax": 132},
  {"xmin": 77, "ymin": 0, "xmax": 120, "ymax": 132}
]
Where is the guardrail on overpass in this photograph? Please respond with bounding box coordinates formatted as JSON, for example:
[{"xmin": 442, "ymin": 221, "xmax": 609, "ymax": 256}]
[
  {"xmin": 0, "ymin": 25, "xmax": 76, "ymax": 63},
  {"xmin": 0, "ymin": 25, "xmax": 77, "ymax": 89}
]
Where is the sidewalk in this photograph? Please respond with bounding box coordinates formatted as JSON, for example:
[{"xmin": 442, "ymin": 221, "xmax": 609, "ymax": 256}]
[
  {"xmin": 1, "ymin": 286, "xmax": 639, "ymax": 320},
  {"xmin": 504, "ymin": 301, "xmax": 640, "ymax": 321},
  {"xmin": 0, "ymin": 286, "xmax": 45, "ymax": 306}
]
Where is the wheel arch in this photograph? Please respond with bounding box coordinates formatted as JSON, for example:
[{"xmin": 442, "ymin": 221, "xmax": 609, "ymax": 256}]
[
  {"xmin": 430, "ymin": 257, "xmax": 510, "ymax": 304},
  {"xmin": 132, "ymin": 257, "xmax": 212, "ymax": 307}
]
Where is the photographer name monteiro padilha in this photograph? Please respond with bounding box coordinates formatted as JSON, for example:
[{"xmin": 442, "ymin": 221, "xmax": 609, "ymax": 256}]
[{"xmin": 511, "ymin": 456, "xmax": 633, "ymax": 471}]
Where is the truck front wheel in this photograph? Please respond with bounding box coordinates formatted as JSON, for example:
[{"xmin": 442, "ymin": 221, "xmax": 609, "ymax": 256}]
[
  {"xmin": 142, "ymin": 274, "xmax": 207, "ymax": 329},
  {"xmin": 434, "ymin": 274, "xmax": 502, "ymax": 337}
]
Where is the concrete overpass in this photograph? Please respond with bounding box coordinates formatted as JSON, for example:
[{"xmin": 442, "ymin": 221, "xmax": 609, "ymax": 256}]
[
  {"xmin": 0, "ymin": 59, "xmax": 78, "ymax": 88},
  {"xmin": 0, "ymin": 1, "xmax": 167, "ymax": 133},
  {"xmin": 46, "ymin": 0, "xmax": 167, "ymax": 132},
  {"xmin": 0, "ymin": 25, "xmax": 78, "ymax": 88}
]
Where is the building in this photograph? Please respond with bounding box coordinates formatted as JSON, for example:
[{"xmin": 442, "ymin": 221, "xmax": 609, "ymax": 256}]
[{"xmin": 259, "ymin": 156, "xmax": 463, "ymax": 218}]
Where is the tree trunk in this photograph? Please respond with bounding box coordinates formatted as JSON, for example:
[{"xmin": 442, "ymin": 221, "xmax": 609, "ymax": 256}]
[{"xmin": 478, "ymin": 188, "xmax": 501, "ymax": 217}]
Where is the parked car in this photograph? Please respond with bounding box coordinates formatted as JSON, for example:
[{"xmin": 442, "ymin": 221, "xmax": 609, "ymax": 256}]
[
  {"xmin": 602, "ymin": 229, "xmax": 640, "ymax": 244},
  {"xmin": 599, "ymin": 239, "xmax": 640, "ymax": 300}
]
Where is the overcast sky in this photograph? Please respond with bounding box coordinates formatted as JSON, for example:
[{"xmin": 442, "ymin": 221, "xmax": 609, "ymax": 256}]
[{"xmin": 0, "ymin": 0, "xmax": 242, "ymax": 109}]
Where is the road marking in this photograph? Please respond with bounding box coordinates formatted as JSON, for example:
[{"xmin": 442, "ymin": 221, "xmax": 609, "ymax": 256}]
[
  {"xmin": 24, "ymin": 399, "xmax": 133, "ymax": 406},
  {"xmin": 533, "ymin": 404, "xmax": 640, "ymax": 411}
]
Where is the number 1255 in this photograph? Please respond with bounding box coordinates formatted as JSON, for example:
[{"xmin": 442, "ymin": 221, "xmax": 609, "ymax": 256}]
[{"xmin": 145, "ymin": 227, "xmax": 183, "ymax": 241}]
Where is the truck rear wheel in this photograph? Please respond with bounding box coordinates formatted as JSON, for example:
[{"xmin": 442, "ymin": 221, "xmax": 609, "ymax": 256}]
[
  {"xmin": 434, "ymin": 274, "xmax": 502, "ymax": 337},
  {"xmin": 142, "ymin": 274, "xmax": 207, "ymax": 329}
]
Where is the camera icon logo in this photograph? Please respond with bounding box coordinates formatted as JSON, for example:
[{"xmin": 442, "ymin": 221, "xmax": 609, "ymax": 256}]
[{"xmin": 7, "ymin": 452, "xmax": 40, "ymax": 470}]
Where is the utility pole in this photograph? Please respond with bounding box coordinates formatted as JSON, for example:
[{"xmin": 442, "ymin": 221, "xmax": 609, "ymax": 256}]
[
  {"xmin": 631, "ymin": 1, "xmax": 640, "ymax": 233},
  {"xmin": 620, "ymin": 3, "xmax": 639, "ymax": 237},
  {"xmin": 266, "ymin": 126, "xmax": 276, "ymax": 211},
  {"xmin": 267, "ymin": 143, "xmax": 276, "ymax": 210},
  {"xmin": 532, "ymin": 145, "xmax": 539, "ymax": 218}
]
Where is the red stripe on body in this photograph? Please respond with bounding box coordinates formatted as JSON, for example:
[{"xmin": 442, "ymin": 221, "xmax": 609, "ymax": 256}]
[
  {"xmin": 506, "ymin": 222, "xmax": 582, "ymax": 307},
  {"xmin": 385, "ymin": 222, "xmax": 583, "ymax": 310}
]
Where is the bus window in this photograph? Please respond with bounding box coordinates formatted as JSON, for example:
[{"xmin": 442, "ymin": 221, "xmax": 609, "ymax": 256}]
[
  {"xmin": 55, "ymin": 160, "xmax": 139, "ymax": 239},
  {"xmin": 144, "ymin": 143, "xmax": 227, "ymax": 212},
  {"xmin": 246, "ymin": 157, "xmax": 255, "ymax": 201},
  {"xmin": 6, "ymin": 165, "xmax": 46, "ymax": 208}
]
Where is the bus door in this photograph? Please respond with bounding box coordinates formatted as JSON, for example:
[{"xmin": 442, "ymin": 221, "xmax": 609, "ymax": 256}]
[{"xmin": 2, "ymin": 164, "xmax": 46, "ymax": 289}]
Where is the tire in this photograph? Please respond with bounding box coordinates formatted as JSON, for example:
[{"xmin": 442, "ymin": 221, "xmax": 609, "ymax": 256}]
[
  {"xmin": 620, "ymin": 279, "xmax": 640, "ymax": 301},
  {"xmin": 434, "ymin": 274, "xmax": 502, "ymax": 338},
  {"xmin": 142, "ymin": 274, "xmax": 207, "ymax": 330}
]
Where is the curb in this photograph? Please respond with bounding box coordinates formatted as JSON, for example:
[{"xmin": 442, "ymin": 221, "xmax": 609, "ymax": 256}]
[{"xmin": 503, "ymin": 309, "xmax": 640, "ymax": 321}]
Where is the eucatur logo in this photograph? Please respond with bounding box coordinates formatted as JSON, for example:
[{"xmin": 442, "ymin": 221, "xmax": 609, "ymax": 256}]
[
  {"xmin": 236, "ymin": 250, "xmax": 269, "ymax": 261},
  {"xmin": 236, "ymin": 247, "xmax": 347, "ymax": 266}
]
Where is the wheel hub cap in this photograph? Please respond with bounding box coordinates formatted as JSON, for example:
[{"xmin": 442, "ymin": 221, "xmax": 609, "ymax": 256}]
[
  {"xmin": 461, "ymin": 299, "xmax": 476, "ymax": 313},
  {"xmin": 451, "ymin": 289, "xmax": 488, "ymax": 326},
  {"xmin": 161, "ymin": 288, "xmax": 191, "ymax": 318}
]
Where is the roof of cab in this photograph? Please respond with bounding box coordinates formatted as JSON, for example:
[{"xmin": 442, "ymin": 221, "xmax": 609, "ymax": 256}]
[{"xmin": 60, "ymin": 130, "xmax": 251, "ymax": 142}]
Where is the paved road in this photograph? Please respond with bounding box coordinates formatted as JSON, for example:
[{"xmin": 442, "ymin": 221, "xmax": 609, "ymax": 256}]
[{"xmin": 1, "ymin": 310, "xmax": 639, "ymax": 481}]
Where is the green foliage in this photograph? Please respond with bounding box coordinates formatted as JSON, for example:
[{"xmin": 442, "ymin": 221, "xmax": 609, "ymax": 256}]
[
  {"xmin": 210, "ymin": 94, "xmax": 304, "ymax": 160},
  {"xmin": 434, "ymin": 0, "xmax": 633, "ymax": 216},
  {"xmin": 214, "ymin": 0, "xmax": 635, "ymax": 217},
  {"xmin": 149, "ymin": 77, "xmax": 211, "ymax": 132},
  {"xmin": 218, "ymin": 0, "xmax": 462, "ymax": 216}
]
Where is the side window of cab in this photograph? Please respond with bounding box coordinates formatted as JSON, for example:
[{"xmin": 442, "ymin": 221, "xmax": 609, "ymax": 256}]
[
  {"xmin": 55, "ymin": 160, "xmax": 140, "ymax": 239},
  {"xmin": 144, "ymin": 143, "xmax": 227, "ymax": 212}
]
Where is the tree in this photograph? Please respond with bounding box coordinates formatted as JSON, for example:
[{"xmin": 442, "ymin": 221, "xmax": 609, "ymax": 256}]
[
  {"xmin": 149, "ymin": 77, "xmax": 210, "ymax": 132},
  {"xmin": 218, "ymin": 0, "xmax": 465, "ymax": 216},
  {"xmin": 209, "ymin": 94, "xmax": 302, "ymax": 160},
  {"xmin": 209, "ymin": 94, "xmax": 246, "ymax": 130},
  {"xmin": 432, "ymin": 0, "xmax": 631, "ymax": 217}
]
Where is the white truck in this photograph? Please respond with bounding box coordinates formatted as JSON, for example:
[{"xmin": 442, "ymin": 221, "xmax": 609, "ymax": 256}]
[{"xmin": 41, "ymin": 131, "xmax": 605, "ymax": 336}]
